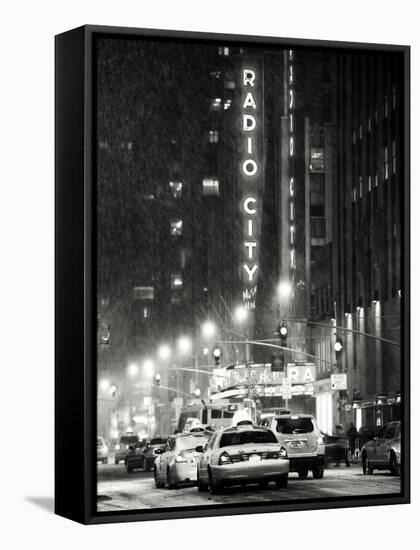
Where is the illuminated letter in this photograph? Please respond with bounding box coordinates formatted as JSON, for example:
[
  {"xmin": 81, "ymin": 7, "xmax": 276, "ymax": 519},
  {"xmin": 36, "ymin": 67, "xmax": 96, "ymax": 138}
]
[
  {"xmin": 242, "ymin": 159, "xmax": 258, "ymax": 176},
  {"xmin": 243, "ymin": 197, "xmax": 257, "ymax": 214},
  {"xmin": 243, "ymin": 264, "xmax": 258, "ymax": 281},
  {"xmin": 243, "ymin": 69, "xmax": 256, "ymax": 87},
  {"xmin": 243, "ymin": 92, "xmax": 257, "ymax": 109},
  {"xmin": 247, "ymin": 137, "xmax": 253, "ymax": 154},
  {"xmin": 247, "ymin": 219, "xmax": 254, "ymax": 236},
  {"xmin": 244, "ymin": 241, "xmax": 257, "ymax": 259},
  {"xmin": 243, "ymin": 114, "xmax": 256, "ymax": 131}
]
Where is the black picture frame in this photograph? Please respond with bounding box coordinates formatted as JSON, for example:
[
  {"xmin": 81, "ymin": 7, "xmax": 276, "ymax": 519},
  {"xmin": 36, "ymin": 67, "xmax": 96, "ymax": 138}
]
[{"xmin": 55, "ymin": 24, "xmax": 410, "ymax": 525}]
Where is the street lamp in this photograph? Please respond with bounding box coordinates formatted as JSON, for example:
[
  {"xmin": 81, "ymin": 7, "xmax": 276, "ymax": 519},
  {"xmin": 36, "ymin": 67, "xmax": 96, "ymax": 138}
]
[
  {"xmin": 234, "ymin": 305, "xmax": 248, "ymax": 323},
  {"xmin": 158, "ymin": 344, "xmax": 171, "ymax": 360},
  {"xmin": 177, "ymin": 335, "xmax": 192, "ymax": 355},
  {"xmin": 127, "ymin": 363, "xmax": 139, "ymax": 377},
  {"xmin": 278, "ymin": 280, "xmax": 292, "ymax": 300},
  {"xmin": 202, "ymin": 320, "xmax": 217, "ymax": 339},
  {"xmin": 142, "ymin": 358, "xmax": 155, "ymax": 378}
]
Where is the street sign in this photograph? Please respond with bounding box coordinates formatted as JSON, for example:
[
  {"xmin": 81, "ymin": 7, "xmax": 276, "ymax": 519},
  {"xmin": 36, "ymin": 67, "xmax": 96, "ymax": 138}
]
[
  {"xmin": 286, "ymin": 363, "xmax": 316, "ymax": 384},
  {"xmin": 331, "ymin": 373, "xmax": 347, "ymax": 390},
  {"xmin": 281, "ymin": 377, "xmax": 292, "ymax": 400}
]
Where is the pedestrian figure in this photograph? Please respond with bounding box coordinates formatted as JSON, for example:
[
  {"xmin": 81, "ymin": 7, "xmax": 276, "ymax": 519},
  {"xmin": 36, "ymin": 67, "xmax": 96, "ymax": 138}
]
[
  {"xmin": 334, "ymin": 424, "xmax": 350, "ymax": 467},
  {"xmin": 347, "ymin": 422, "xmax": 358, "ymax": 461}
]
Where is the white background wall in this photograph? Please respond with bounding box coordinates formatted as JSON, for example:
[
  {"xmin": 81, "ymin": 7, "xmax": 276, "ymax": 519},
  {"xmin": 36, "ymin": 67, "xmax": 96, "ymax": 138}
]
[{"xmin": 0, "ymin": 0, "xmax": 417, "ymax": 547}]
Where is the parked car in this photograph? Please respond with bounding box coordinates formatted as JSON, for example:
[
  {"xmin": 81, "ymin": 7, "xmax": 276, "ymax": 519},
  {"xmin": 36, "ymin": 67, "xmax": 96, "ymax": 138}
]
[
  {"xmin": 259, "ymin": 413, "xmax": 325, "ymax": 479},
  {"xmin": 126, "ymin": 436, "xmax": 168, "ymax": 472},
  {"xmin": 196, "ymin": 419, "xmax": 289, "ymax": 494},
  {"xmin": 123, "ymin": 439, "xmax": 148, "ymax": 472},
  {"xmin": 153, "ymin": 431, "xmax": 212, "ymax": 488},
  {"xmin": 361, "ymin": 421, "xmax": 401, "ymax": 475},
  {"xmin": 114, "ymin": 434, "xmax": 139, "ymax": 464},
  {"xmin": 97, "ymin": 436, "xmax": 109, "ymax": 464}
]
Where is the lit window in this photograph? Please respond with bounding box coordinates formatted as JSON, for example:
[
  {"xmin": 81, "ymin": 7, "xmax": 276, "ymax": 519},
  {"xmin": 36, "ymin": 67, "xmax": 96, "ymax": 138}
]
[
  {"xmin": 384, "ymin": 96, "xmax": 389, "ymax": 118},
  {"xmin": 359, "ymin": 125, "xmax": 363, "ymax": 140},
  {"xmin": 392, "ymin": 86, "xmax": 397, "ymax": 110},
  {"xmin": 211, "ymin": 98, "xmax": 222, "ymax": 111},
  {"xmin": 169, "ymin": 181, "xmax": 183, "ymax": 198},
  {"xmin": 289, "ymin": 136, "xmax": 294, "ymax": 156},
  {"xmin": 359, "ymin": 176, "xmax": 363, "ymax": 197},
  {"xmin": 310, "ymin": 148, "xmax": 325, "ymax": 171},
  {"xmin": 289, "ymin": 113, "xmax": 294, "ymax": 132},
  {"xmin": 224, "ymin": 79, "xmax": 235, "ymax": 90},
  {"xmin": 208, "ymin": 130, "xmax": 219, "ymax": 143},
  {"xmin": 384, "ymin": 147, "xmax": 389, "ymax": 180},
  {"xmin": 289, "ymin": 65, "xmax": 294, "ymax": 84},
  {"xmin": 353, "ymin": 188, "xmax": 357, "ymax": 202},
  {"xmin": 202, "ymin": 177, "xmax": 219, "ymax": 196},
  {"xmin": 224, "ymin": 99, "xmax": 232, "ymax": 110},
  {"xmin": 352, "ymin": 130, "xmax": 356, "ymax": 145},
  {"xmin": 171, "ymin": 274, "xmax": 183, "ymax": 289},
  {"xmin": 218, "ymin": 46, "xmax": 230, "ymax": 56},
  {"xmin": 290, "ymin": 201, "xmax": 294, "ymax": 221},
  {"xmin": 170, "ymin": 219, "xmax": 183, "ymax": 236},
  {"xmin": 375, "ymin": 174, "xmax": 379, "ymax": 187},
  {"xmin": 133, "ymin": 286, "xmax": 154, "ymax": 300},
  {"xmin": 289, "ymin": 50, "xmax": 293, "ymax": 61},
  {"xmin": 392, "ymin": 140, "xmax": 397, "ymax": 174},
  {"xmin": 367, "ymin": 118, "xmax": 372, "ymax": 132},
  {"xmin": 210, "ymin": 70, "xmax": 221, "ymax": 79},
  {"xmin": 143, "ymin": 307, "xmax": 149, "ymax": 319},
  {"xmin": 289, "ymin": 177, "xmax": 294, "ymax": 197},
  {"xmin": 368, "ymin": 176, "xmax": 372, "ymax": 191},
  {"xmin": 289, "ymin": 89, "xmax": 294, "ymax": 109},
  {"xmin": 290, "ymin": 225, "xmax": 295, "ymax": 245},
  {"xmin": 290, "ymin": 249, "xmax": 296, "ymax": 269}
]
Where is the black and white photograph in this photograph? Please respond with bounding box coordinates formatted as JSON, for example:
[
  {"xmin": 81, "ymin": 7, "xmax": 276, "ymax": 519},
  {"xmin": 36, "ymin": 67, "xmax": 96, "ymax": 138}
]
[{"xmin": 94, "ymin": 33, "xmax": 407, "ymax": 514}]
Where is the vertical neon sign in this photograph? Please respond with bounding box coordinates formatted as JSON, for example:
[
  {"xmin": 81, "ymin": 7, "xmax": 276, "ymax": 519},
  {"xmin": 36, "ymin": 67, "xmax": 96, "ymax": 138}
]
[{"xmin": 240, "ymin": 63, "xmax": 262, "ymax": 310}]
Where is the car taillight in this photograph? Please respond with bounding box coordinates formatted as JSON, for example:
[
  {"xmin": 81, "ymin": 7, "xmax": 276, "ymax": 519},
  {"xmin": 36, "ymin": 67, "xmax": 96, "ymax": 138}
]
[
  {"xmin": 278, "ymin": 447, "xmax": 288, "ymax": 459},
  {"xmin": 218, "ymin": 451, "xmax": 232, "ymax": 465},
  {"xmin": 175, "ymin": 452, "xmax": 188, "ymax": 463}
]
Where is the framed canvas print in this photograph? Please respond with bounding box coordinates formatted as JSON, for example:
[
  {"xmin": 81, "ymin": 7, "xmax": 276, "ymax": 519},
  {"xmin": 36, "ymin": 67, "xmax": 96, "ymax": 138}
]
[{"xmin": 55, "ymin": 25, "xmax": 410, "ymax": 524}]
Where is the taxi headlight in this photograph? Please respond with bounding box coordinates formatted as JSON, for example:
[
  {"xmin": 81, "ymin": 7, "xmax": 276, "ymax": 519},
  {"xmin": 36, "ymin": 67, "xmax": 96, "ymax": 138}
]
[{"xmin": 279, "ymin": 447, "xmax": 288, "ymax": 459}]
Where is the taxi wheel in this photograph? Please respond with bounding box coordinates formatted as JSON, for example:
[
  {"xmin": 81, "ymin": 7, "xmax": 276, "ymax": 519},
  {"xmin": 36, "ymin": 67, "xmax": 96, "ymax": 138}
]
[
  {"xmin": 276, "ymin": 474, "xmax": 288, "ymax": 489},
  {"xmin": 313, "ymin": 465, "xmax": 324, "ymax": 479},
  {"xmin": 154, "ymin": 467, "xmax": 164, "ymax": 488},
  {"xmin": 298, "ymin": 469, "xmax": 308, "ymax": 480},
  {"xmin": 197, "ymin": 469, "xmax": 207, "ymax": 492},
  {"xmin": 167, "ymin": 468, "xmax": 177, "ymax": 489},
  {"xmin": 208, "ymin": 469, "xmax": 222, "ymax": 495},
  {"xmin": 389, "ymin": 452, "xmax": 400, "ymax": 476}
]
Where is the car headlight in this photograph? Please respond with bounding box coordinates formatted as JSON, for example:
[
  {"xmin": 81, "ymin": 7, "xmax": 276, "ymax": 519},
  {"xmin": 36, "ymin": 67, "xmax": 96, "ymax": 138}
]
[
  {"xmin": 218, "ymin": 451, "xmax": 232, "ymax": 465},
  {"xmin": 115, "ymin": 444, "xmax": 120, "ymax": 450}
]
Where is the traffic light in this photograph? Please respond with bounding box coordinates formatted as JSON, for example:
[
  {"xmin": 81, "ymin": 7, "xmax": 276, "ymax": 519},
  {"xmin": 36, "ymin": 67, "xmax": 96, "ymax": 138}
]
[
  {"xmin": 155, "ymin": 373, "xmax": 161, "ymax": 387},
  {"xmin": 278, "ymin": 322, "xmax": 288, "ymax": 342},
  {"xmin": 213, "ymin": 347, "xmax": 222, "ymax": 366},
  {"xmin": 334, "ymin": 335, "xmax": 343, "ymax": 354}
]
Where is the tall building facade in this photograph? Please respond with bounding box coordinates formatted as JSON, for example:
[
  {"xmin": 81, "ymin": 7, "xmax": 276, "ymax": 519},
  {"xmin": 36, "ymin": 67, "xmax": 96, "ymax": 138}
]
[{"xmin": 310, "ymin": 51, "xmax": 403, "ymax": 433}]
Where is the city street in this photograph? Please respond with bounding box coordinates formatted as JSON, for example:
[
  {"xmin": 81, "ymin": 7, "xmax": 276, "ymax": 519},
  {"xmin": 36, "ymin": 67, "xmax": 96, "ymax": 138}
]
[{"xmin": 97, "ymin": 463, "xmax": 401, "ymax": 512}]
